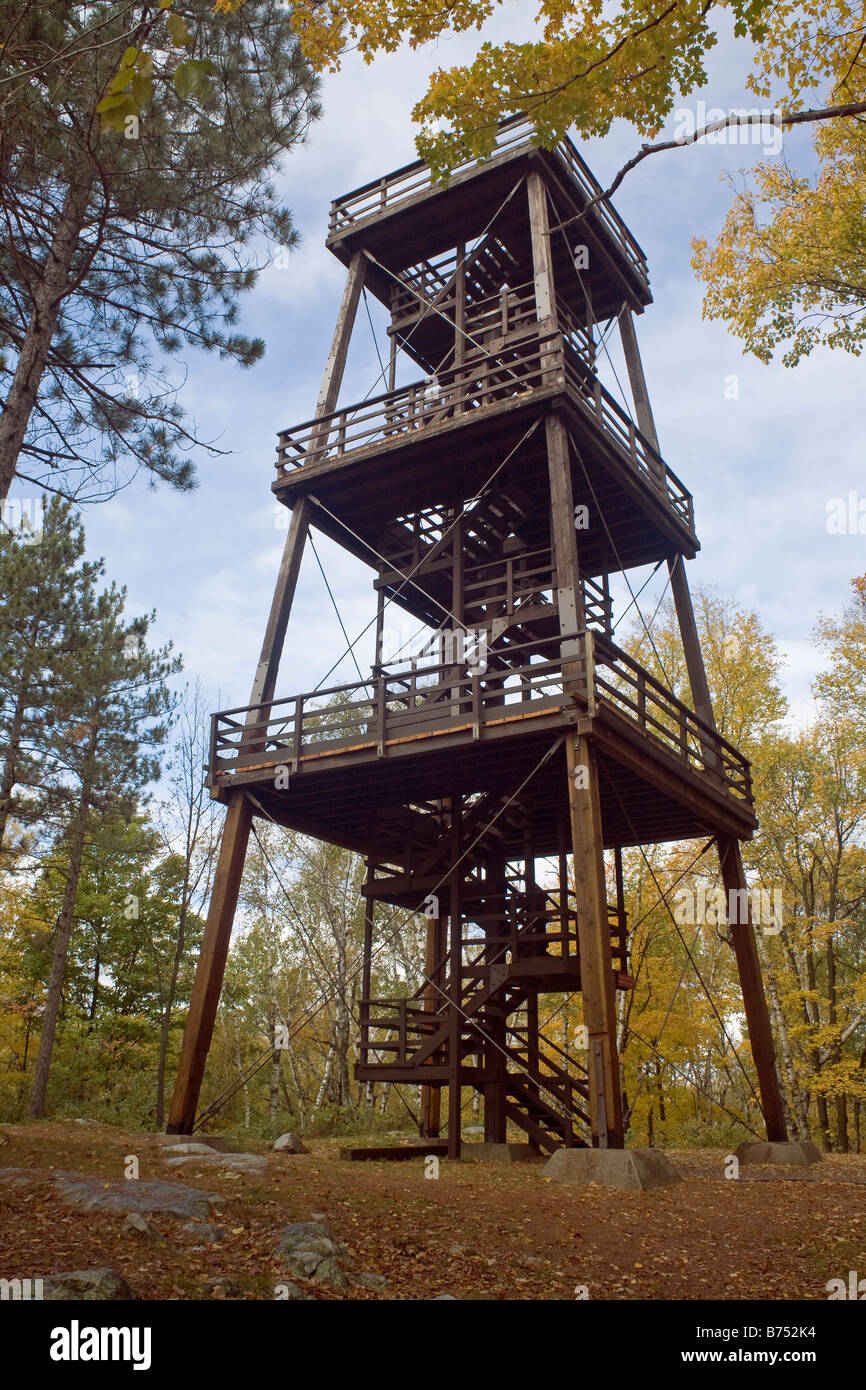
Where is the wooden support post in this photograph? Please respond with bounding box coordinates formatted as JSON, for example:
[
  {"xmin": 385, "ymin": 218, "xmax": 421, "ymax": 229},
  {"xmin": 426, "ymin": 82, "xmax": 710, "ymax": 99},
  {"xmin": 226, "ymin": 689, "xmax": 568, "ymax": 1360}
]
[
  {"xmin": 167, "ymin": 497, "xmax": 311, "ymax": 1133},
  {"xmin": 528, "ymin": 171, "xmax": 560, "ymax": 385},
  {"xmin": 420, "ymin": 909, "xmax": 442, "ymax": 1139},
  {"xmin": 248, "ymin": 498, "xmax": 312, "ymax": 715},
  {"xmin": 618, "ymin": 308, "xmax": 716, "ymax": 730},
  {"xmin": 167, "ymin": 255, "xmax": 367, "ymax": 1133},
  {"xmin": 483, "ymin": 852, "xmax": 507, "ymax": 1143},
  {"xmin": 313, "ymin": 251, "xmax": 366, "ymax": 431},
  {"xmin": 361, "ymin": 864, "xmax": 375, "ymax": 1064},
  {"xmin": 166, "ymin": 790, "xmax": 253, "ymax": 1133},
  {"xmin": 621, "ymin": 309, "xmax": 785, "ymax": 1142},
  {"xmin": 547, "ymin": 411, "xmax": 624, "ymax": 1146},
  {"xmin": 527, "ymin": 172, "xmax": 555, "ymax": 324},
  {"xmin": 454, "ymin": 244, "xmax": 466, "ymax": 368},
  {"xmin": 447, "ymin": 798, "xmax": 463, "ymax": 1160},
  {"xmin": 566, "ymin": 734, "xmax": 623, "ymax": 1147},
  {"xmin": 718, "ymin": 836, "xmax": 788, "ymax": 1142},
  {"xmin": 618, "ymin": 309, "xmax": 658, "ymax": 452}
]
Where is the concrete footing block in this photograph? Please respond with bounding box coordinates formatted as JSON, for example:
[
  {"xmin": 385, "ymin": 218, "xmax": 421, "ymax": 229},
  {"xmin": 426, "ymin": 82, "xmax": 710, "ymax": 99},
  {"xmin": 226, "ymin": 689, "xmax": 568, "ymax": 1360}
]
[
  {"xmin": 543, "ymin": 1146, "xmax": 682, "ymax": 1191},
  {"xmin": 463, "ymin": 1143, "xmax": 541, "ymax": 1163},
  {"xmin": 734, "ymin": 1140, "xmax": 823, "ymax": 1166}
]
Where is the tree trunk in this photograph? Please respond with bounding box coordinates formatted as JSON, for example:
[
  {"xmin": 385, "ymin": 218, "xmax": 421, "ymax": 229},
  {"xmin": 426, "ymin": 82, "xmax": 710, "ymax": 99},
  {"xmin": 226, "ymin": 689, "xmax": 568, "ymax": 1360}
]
[
  {"xmin": 759, "ymin": 938, "xmax": 811, "ymax": 1140},
  {"xmin": 0, "ymin": 678, "xmax": 31, "ymax": 856},
  {"xmin": 804, "ymin": 935, "xmax": 832, "ymax": 1149},
  {"xmin": 29, "ymin": 767, "xmax": 94, "ymax": 1118},
  {"xmin": 826, "ymin": 936, "xmax": 849, "ymax": 1151},
  {"xmin": 234, "ymin": 1020, "xmax": 250, "ymax": 1130},
  {"xmin": 154, "ymin": 901, "xmax": 188, "ymax": 1130},
  {"xmin": 315, "ymin": 1043, "xmax": 335, "ymax": 1111},
  {"xmin": 269, "ymin": 1038, "xmax": 281, "ymax": 1127},
  {"xmin": 0, "ymin": 175, "xmax": 95, "ymax": 503},
  {"xmin": 284, "ymin": 1035, "xmax": 308, "ymax": 1126}
]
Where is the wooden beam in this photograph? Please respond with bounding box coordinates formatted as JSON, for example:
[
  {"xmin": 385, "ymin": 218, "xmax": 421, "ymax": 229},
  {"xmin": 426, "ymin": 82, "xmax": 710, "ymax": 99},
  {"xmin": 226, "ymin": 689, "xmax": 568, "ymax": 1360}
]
[
  {"xmin": 618, "ymin": 307, "xmax": 716, "ymax": 730},
  {"xmin": 566, "ymin": 733, "xmax": 624, "ymax": 1147},
  {"xmin": 717, "ymin": 836, "xmax": 788, "ymax": 1142},
  {"xmin": 447, "ymin": 797, "xmax": 463, "ymax": 1160},
  {"xmin": 420, "ymin": 910, "xmax": 443, "ymax": 1138},
  {"xmin": 168, "ymin": 256, "xmax": 366, "ymax": 1133},
  {"xmin": 314, "ymin": 251, "xmax": 366, "ymax": 427},
  {"xmin": 248, "ymin": 498, "xmax": 311, "ymax": 713},
  {"xmin": 547, "ymin": 410, "xmax": 623, "ymax": 1146},
  {"xmin": 527, "ymin": 172, "xmax": 555, "ymax": 323},
  {"xmin": 167, "ymin": 790, "xmax": 253, "ymax": 1133}
]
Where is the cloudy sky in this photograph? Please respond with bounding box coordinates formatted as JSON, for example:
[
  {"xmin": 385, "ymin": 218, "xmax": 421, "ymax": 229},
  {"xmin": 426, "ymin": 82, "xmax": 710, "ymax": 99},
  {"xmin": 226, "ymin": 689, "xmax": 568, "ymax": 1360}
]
[{"xmin": 25, "ymin": 8, "xmax": 866, "ymax": 730}]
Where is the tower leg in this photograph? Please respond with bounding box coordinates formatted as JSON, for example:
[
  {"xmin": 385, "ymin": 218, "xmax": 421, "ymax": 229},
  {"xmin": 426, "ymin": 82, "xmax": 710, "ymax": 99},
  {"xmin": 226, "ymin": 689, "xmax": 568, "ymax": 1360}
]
[
  {"xmin": 420, "ymin": 910, "xmax": 443, "ymax": 1138},
  {"xmin": 566, "ymin": 733, "xmax": 624, "ymax": 1147},
  {"xmin": 167, "ymin": 791, "xmax": 252, "ymax": 1133},
  {"xmin": 547, "ymin": 409, "xmax": 624, "ymax": 1147},
  {"xmin": 718, "ymin": 837, "xmax": 788, "ymax": 1141},
  {"xmin": 620, "ymin": 308, "xmax": 786, "ymax": 1143},
  {"xmin": 167, "ymin": 498, "xmax": 311, "ymax": 1132},
  {"xmin": 167, "ymin": 256, "xmax": 367, "ymax": 1133},
  {"xmin": 447, "ymin": 798, "xmax": 463, "ymax": 1159},
  {"xmin": 483, "ymin": 853, "xmax": 507, "ymax": 1144}
]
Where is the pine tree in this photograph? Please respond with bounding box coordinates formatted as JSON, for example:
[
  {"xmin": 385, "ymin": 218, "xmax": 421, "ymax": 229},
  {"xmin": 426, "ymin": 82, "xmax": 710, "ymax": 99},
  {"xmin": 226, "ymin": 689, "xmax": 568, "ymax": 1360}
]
[
  {"xmin": 0, "ymin": 1, "xmax": 320, "ymax": 503},
  {"xmin": 28, "ymin": 580, "xmax": 180, "ymax": 1117},
  {"xmin": 0, "ymin": 497, "xmax": 101, "ymax": 862}
]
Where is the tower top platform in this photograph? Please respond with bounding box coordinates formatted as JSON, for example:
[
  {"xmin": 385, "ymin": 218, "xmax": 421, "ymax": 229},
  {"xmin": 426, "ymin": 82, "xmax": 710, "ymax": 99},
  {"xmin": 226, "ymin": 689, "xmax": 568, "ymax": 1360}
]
[{"xmin": 326, "ymin": 116, "xmax": 651, "ymax": 319}]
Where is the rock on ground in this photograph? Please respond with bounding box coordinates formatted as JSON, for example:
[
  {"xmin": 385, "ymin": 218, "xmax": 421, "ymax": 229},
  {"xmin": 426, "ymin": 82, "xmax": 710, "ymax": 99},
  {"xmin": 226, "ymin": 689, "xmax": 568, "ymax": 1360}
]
[
  {"xmin": 162, "ymin": 1152, "xmax": 267, "ymax": 1175},
  {"xmin": 275, "ymin": 1220, "xmax": 351, "ymax": 1291},
  {"xmin": 275, "ymin": 1280, "xmax": 315, "ymax": 1301},
  {"xmin": 161, "ymin": 1142, "xmax": 219, "ymax": 1156},
  {"xmin": 0, "ymin": 1168, "xmax": 224, "ymax": 1220},
  {"xmin": 273, "ymin": 1133, "xmax": 309, "ymax": 1154},
  {"xmin": 122, "ymin": 1213, "xmax": 164, "ymax": 1243},
  {"xmin": 41, "ymin": 1268, "xmax": 141, "ymax": 1301},
  {"xmin": 179, "ymin": 1220, "xmax": 226, "ymax": 1244}
]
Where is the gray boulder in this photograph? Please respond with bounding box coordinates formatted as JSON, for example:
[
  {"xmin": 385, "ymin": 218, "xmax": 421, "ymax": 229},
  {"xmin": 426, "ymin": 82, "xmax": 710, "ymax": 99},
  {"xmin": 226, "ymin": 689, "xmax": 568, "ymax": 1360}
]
[
  {"xmin": 273, "ymin": 1133, "xmax": 309, "ymax": 1155},
  {"xmin": 41, "ymin": 1268, "xmax": 141, "ymax": 1301},
  {"xmin": 58, "ymin": 1174, "xmax": 222, "ymax": 1220},
  {"xmin": 122, "ymin": 1213, "xmax": 164, "ymax": 1243},
  {"xmin": 275, "ymin": 1281, "xmax": 315, "ymax": 1301},
  {"xmin": 162, "ymin": 1152, "xmax": 267, "ymax": 1175},
  {"xmin": 179, "ymin": 1220, "xmax": 226, "ymax": 1244},
  {"xmin": 161, "ymin": 1142, "xmax": 218, "ymax": 1156},
  {"xmin": 275, "ymin": 1221, "xmax": 350, "ymax": 1290},
  {"xmin": 0, "ymin": 1169, "xmax": 224, "ymax": 1221}
]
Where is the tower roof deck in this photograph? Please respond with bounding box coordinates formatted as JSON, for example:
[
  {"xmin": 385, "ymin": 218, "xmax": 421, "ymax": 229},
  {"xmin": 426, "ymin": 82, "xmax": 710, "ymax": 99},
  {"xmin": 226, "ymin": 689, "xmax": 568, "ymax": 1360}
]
[{"xmin": 327, "ymin": 117, "xmax": 651, "ymax": 320}]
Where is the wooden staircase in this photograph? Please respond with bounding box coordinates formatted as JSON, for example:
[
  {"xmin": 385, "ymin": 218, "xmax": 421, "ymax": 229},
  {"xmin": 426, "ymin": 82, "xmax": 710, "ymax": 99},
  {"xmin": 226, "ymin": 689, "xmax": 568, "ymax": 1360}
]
[{"xmin": 358, "ymin": 850, "xmax": 626, "ymax": 1149}]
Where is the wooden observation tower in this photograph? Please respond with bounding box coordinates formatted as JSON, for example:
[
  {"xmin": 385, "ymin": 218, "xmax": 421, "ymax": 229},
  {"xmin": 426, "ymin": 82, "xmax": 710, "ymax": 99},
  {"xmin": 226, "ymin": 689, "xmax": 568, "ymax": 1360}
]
[{"xmin": 168, "ymin": 120, "xmax": 787, "ymax": 1154}]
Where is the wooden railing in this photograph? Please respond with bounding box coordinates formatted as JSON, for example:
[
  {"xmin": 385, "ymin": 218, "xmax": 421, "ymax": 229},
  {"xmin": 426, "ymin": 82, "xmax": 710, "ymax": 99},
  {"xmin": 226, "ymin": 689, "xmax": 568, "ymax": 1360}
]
[
  {"xmin": 212, "ymin": 636, "xmax": 575, "ymax": 777},
  {"xmin": 276, "ymin": 330, "xmax": 557, "ymax": 475},
  {"xmin": 561, "ymin": 350, "xmax": 694, "ymax": 530},
  {"xmin": 275, "ymin": 328, "xmax": 693, "ymax": 533},
  {"xmin": 328, "ymin": 116, "xmax": 649, "ymax": 292},
  {"xmin": 591, "ymin": 633, "xmax": 751, "ymax": 798},
  {"xmin": 389, "ymin": 275, "xmax": 598, "ymax": 376},
  {"xmin": 210, "ymin": 631, "xmax": 751, "ymax": 804},
  {"xmin": 463, "ymin": 550, "xmax": 611, "ymax": 636}
]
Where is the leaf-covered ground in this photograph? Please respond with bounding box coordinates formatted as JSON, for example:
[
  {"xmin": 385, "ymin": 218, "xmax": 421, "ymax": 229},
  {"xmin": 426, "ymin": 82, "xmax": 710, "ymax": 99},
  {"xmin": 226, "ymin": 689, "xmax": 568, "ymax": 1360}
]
[{"xmin": 1, "ymin": 1122, "xmax": 864, "ymax": 1300}]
